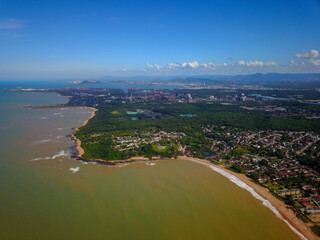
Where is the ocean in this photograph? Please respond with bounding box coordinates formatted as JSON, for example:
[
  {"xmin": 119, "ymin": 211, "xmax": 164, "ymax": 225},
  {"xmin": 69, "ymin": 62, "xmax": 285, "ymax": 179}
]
[{"xmin": 0, "ymin": 81, "xmax": 301, "ymax": 240}]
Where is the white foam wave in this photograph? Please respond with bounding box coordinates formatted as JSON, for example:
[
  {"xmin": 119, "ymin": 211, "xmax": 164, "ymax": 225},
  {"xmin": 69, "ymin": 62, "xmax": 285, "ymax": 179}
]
[
  {"xmin": 190, "ymin": 159, "xmax": 307, "ymax": 240},
  {"xmin": 146, "ymin": 162, "xmax": 156, "ymax": 166},
  {"xmin": 30, "ymin": 156, "xmax": 51, "ymax": 161},
  {"xmin": 30, "ymin": 157, "xmax": 43, "ymax": 161},
  {"xmin": 57, "ymin": 128, "xmax": 64, "ymax": 131},
  {"xmin": 52, "ymin": 150, "xmax": 69, "ymax": 159},
  {"xmin": 53, "ymin": 112, "xmax": 62, "ymax": 115},
  {"xmin": 70, "ymin": 167, "xmax": 80, "ymax": 173},
  {"xmin": 40, "ymin": 117, "xmax": 48, "ymax": 120},
  {"xmin": 60, "ymin": 114, "xmax": 64, "ymax": 117},
  {"xmin": 56, "ymin": 135, "xmax": 63, "ymax": 139}
]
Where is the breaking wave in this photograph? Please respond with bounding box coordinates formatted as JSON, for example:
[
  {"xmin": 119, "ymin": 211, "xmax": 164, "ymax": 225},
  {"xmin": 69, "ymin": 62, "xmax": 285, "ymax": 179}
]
[
  {"xmin": 146, "ymin": 162, "xmax": 156, "ymax": 166},
  {"xmin": 190, "ymin": 159, "xmax": 307, "ymax": 240},
  {"xmin": 30, "ymin": 156, "xmax": 51, "ymax": 161},
  {"xmin": 30, "ymin": 157, "xmax": 43, "ymax": 161},
  {"xmin": 53, "ymin": 112, "xmax": 62, "ymax": 115},
  {"xmin": 70, "ymin": 167, "xmax": 80, "ymax": 173},
  {"xmin": 52, "ymin": 150, "xmax": 69, "ymax": 159}
]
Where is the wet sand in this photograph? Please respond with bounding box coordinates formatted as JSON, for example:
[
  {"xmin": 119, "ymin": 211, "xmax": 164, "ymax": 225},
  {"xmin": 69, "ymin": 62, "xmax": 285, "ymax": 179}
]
[
  {"xmin": 72, "ymin": 107, "xmax": 97, "ymax": 157},
  {"xmin": 177, "ymin": 156, "xmax": 318, "ymax": 240}
]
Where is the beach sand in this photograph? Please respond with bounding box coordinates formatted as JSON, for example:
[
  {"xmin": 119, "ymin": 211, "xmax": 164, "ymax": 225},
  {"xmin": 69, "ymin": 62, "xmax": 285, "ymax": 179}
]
[
  {"xmin": 72, "ymin": 107, "xmax": 97, "ymax": 158},
  {"xmin": 177, "ymin": 156, "xmax": 319, "ymax": 240}
]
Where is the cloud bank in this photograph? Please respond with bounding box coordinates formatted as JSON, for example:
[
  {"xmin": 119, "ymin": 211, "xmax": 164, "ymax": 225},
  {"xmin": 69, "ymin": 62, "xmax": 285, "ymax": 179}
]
[{"xmin": 143, "ymin": 49, "xmax": 320, "ymax": 74}]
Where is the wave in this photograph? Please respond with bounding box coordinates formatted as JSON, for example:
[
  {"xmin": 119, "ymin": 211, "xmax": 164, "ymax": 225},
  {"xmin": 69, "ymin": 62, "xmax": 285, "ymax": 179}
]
[
  {"xmin": 40, "ymin": 117, "xmax": 48, "ymax": 120},
  {"xmin": 146, "ymin": 162, "xmax": 156, "ymax": 166},
  {"xmin": 190, "ymin": 159, "xmax": 307, "ymax": 240},
  {"xmin": 30, "ymin": 157, "xmax": 44, "ymax": 161},
  {"xmin": 30, "ymin": 151, "xmax": 68, "ymax": 161},
  {"xmin": 31, "ymin": 139, "xmax": 52, "ymax": 145},
  {"xmin": 60, "ymin": 114, "xmax": 64, "ymax": 117},
  {"xmin": 118, "ymin": 163, "xmax": 129, "ymax": 167},
  {"xmin": 70, "ymin": 167, "xmax": 80, "ymax": 173},
  {"xmin": 52, "ymin": 150, "xmax": 69, "ymax": 159},
  {"xmin": 53, "ymin": 112, "xmax": 62, "ymax": 115},
  {"xmin": 56, "ymin": 128, "xmax": 64, "ymax": 131},
  {"xmin": 30, "ymin": 156, "xmax": 51, "ymax": 161}
]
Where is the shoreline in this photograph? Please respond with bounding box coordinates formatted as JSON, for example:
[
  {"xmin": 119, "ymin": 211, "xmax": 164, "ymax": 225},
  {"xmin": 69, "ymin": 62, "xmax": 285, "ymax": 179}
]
[
  {"xmin": 178, "ymin": 157, "xmax": 318, "ymax": 240},
  {"xmin": 71, "ymin": 107, "xmax": 97, "ymax": 158},
  {"xmin": 70, "ymin": 109, "xmax": 316, "ymax": 239}
]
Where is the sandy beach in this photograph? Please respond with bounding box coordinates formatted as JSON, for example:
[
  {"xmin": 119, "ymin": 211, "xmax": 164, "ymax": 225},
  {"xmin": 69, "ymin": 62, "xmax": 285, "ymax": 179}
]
[
  {"xmin": 176, "ymin": 156, "xmax": 319, "ymax": 240},
  {"xmin": 72, "ymin": 107, "xmax": 97, "ymax": 158}
]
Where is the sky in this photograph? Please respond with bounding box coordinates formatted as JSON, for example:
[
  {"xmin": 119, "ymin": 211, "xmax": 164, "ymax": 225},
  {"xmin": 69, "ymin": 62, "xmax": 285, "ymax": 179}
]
[{"xmin": 0, "ymin": 0, "xmax": 320, "ymax": 80}]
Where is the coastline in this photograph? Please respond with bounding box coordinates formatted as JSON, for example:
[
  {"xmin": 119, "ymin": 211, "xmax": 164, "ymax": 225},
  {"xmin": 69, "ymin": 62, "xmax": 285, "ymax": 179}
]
[
  {"xmin": 177, "ymin": 156, "xmax": 318, "ymax": 240},
  {"xmin": 70, "ymin": 108, "xmax": 316, "ymax": 239},
  {"xmin": 71, "ymin": 107, "xmax": 97, "ymax": 158}
]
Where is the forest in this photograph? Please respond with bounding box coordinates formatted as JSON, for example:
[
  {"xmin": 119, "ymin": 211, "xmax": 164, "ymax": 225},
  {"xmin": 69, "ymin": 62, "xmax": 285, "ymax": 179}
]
[{"xmin": 75, "ymin": 101, "xmax": 320, "ymax": 161}]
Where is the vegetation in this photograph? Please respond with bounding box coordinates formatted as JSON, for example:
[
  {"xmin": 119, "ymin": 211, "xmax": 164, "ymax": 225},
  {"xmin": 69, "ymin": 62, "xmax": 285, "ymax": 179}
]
[{"xmin": 75, "ymin": 102, "xmax": 320, "ymax": 161}]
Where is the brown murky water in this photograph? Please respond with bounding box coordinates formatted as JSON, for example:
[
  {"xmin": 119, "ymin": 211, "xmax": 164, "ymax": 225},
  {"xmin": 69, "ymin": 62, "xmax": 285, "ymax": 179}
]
[{"xmin": 0, "ymin": 92, "xmax": 300, "ymax": 240}]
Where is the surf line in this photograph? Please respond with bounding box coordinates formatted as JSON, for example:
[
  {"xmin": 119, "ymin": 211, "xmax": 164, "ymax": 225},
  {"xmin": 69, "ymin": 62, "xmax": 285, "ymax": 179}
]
[{"xmin": 189, "ymin": 159, "xmax": 308, "ymax": 240}]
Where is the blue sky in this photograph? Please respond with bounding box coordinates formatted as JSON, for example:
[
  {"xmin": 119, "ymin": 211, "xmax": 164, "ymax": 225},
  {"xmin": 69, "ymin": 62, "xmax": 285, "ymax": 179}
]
[{"xmin": 1, "ymin": 0, "xmax": 320, "ymax": 79}]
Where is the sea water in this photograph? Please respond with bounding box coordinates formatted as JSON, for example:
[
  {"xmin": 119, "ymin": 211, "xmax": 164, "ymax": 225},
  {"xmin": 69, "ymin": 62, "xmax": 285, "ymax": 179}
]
[{"xmin": 0, "ymin": 89, "xmax": 301, "ymax": 240}]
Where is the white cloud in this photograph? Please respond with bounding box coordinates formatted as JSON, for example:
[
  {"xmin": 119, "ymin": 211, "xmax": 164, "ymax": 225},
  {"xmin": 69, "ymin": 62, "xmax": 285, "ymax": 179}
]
[
  {"xmin": 310, "ymin": 59, "xmax": 320, "ymax": 66},
  {"xmin": 180, "ymin": 61, "xmax": 199, "ymax": 69},
  {"xmin": 154, "ymin": 64, "xmax": 161, "ymax": 70},
  {"xmin": 144, "ymin": 59, "xmax": 279, "ymax": 74},
  {"xmin": 238, "ymin": 60, "xmax": 246, "ymax": 66},
  {"xmin": 167, "ymin": 63, "xmax": 180, "ymax": 68},
  {"xmin": 208, "ymin": 62, "xmax": 216, "ymax": 67},
  {"xmin": 294, "ymin": 49, "xmax": 319, "ymax": 59},
  {"xmin": 237, "ymin": 60, "xmax": 276, "ymax": 67},
  {"xmin": 0, "ymin": 19, "xmax": 24, "ymax": 29},
  {"xmin": 188, "ymin": 61, "xmax": 199, "ymax": 69},
  {"xmin": 265, "ymin": 61, "xmax": 276, "ymax": 66}
]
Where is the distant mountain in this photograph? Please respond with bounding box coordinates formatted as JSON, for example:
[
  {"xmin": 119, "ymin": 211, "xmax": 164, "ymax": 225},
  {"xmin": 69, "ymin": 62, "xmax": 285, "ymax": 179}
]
[
  {"xmin": 234, "ymin": 73, "xmax": 320, "ymax": 83},
  {"xmin": 164, "ymin": 73, "xmax": 320, "ymax": 86},
  {"xmin": 96, "ymin": 73, "xmax": 320, "ymax": 87}
]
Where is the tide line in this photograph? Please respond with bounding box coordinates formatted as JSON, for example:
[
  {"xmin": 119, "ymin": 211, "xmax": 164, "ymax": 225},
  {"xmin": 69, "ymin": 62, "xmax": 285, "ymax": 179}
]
[{"xmin": 190, "ymin": 159, "xmax": 308, "ymax": 240}]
